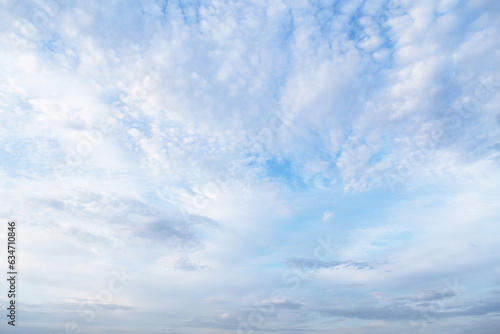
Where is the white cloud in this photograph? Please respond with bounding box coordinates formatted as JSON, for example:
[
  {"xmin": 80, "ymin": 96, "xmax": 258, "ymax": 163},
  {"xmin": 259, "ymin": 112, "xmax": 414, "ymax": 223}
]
[{"xmin": 1, "ymin": 0, "xmax": 499, "ymax": 333}]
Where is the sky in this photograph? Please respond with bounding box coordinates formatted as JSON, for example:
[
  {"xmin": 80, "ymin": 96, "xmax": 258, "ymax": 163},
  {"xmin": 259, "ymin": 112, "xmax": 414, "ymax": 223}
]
[{"xmin": 0, "ymin": 0, "xmax": 500, "ymax": 333}]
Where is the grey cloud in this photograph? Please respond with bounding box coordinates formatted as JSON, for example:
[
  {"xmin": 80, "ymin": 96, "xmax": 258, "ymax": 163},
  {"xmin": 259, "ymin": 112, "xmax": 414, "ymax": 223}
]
[
  {"xmin": 317, "ymin": 299, "xmax": 500, "ymax": 322},
  {"xmin": 165, "ymin": 256, "xmax": 207, "ymax": 272},
  {"xmin": 391, "ymin": 289, "xmax": 457, "ymax": 302},
  {"xmin": 276, "ymin": 301, "xmax": 303, "ymax": 310},
  {"xmin": 287, "ymin": 257, "xmax": 376, "ymax": 271},
  {"xmin": 318, "ymin": 303, "xmax": 414, "ymax": 321},
  {"xmin": 182, "ymin": 213, "xmax": 219, "ymax": 228},
  {"xmin": 35, "ymin": 198, "xmax": 66, "ymax": 210},
  {"xmin": 22, "ymin": 300, "xmax": 136, "ymax": 312},
  {"xmin": 134, "ymin": 211, "xmax": 219, "ymax": 251},
  {"xmin": 243, "ymin": 301, "xmax": 303, "ymax": 313},
  {"xmin": 181, "ymin": 314, "xmax": 313, "ymax": 332},
  {"xmin": 446, "ymin": 300, "xmax": 500, "ymax": 317},
  {"xmin": 101, "ymin": 303, "xmax": 137, "ymax": 311},
  {"xmin": 182, "ymin": 316, "xmax": 239, "ymax": 330},
  {"xmin": 135, "ymin": 218, "xmax": 202, "ymax": 250},
  {"xmin": 66, "ymin": 226, "xmax": 114, "ymax": 245},
  {"xmin": 489, "ymin": 142, "xmax": 500, "ymax": 151}
]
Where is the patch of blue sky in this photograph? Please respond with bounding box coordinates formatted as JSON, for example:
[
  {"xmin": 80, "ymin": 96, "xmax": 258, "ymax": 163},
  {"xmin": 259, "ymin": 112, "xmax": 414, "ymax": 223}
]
[
  {"xmin": 369, "ymin": 230, "xmax": 414, "ymax": 247},
  {"xmin": 347, "ymin": 14, "xmax": 365, "ymax": 42},
  {"xmin": 177, "ymin": 0, "xmax": 201, "ymax": 25},
  {"xmin": 261, "ymin": 156, "xmax": 309, "ymax": 190},
  {"xmin": 40, "ymin": 34, "xmax": 65, "ymax": 54},
  {"xmin": 38, "ymin": 34, "xmax": 81, "ymax": 68},
  {"xmin": 264, "ymin": 156, "xmax": 293, "ymax": 179},
  {"xmin": 322, "ymin": 191, "xmax": 415, "ymax": 228},
  {"xmin": 0, "ymin": 138, "xmax": 60, "ymax": 178},
  {"xmin": 368, "ymin": 146, "xmax": 392, "ymax": 165},
  {"xmin": 0, "ymin": 145, "xmax": 24, "ymax": 176}
]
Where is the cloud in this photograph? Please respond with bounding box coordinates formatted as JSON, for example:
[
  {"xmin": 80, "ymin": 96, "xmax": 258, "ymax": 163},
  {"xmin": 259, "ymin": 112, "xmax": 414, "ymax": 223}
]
[
  {"xmin": 135, "ymin": 218, "xmax": 202, "ymax": 248},
  {"xmin": 321, "ymin": 210, "xmax": 335, "ymax": 222},
  {"xmin": 1, "ymin": 0, "xmax": 500, "ymax": 333},
  {"xmin": 392, "ymin": 290, "xmax": 457, "ymax": 302},
  {"xmin": 287, "ymin": 258, "xmax": 376, "ymax": 271},
  {"xmin": 317, "ymin": 298, "xmax": 500, "ymax": 322},
  {"xmin": 159, "ymin": 256, "xmax": 207, "ymax": 272}
]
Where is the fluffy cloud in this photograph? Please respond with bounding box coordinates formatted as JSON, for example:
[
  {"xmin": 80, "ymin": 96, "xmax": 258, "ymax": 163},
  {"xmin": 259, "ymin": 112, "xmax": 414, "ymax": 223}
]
[{"xmin": 0, "ymin": 0, "xmax": 499, "ymax": 333}]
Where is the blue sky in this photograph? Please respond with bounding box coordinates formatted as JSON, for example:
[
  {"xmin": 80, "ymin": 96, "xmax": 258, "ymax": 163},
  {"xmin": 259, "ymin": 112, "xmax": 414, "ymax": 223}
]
[{"xmin": 1, "ymin": 0, "xmax": 500, "ymax": 333}]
